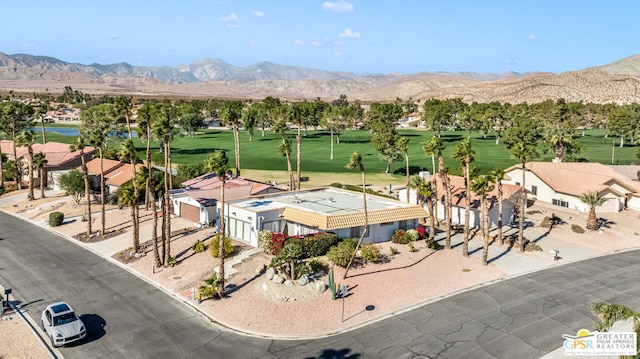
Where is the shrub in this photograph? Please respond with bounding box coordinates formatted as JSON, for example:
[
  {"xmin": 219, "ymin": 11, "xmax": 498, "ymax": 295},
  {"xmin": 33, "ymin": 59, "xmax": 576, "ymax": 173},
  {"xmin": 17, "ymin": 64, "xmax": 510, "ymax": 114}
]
[
  {"xmin": 327, "ymin": 238, "xmax": 358, "ymax": 267},
  {"xmin": 210, "ymin": 234, "xmax": 235, "ymax": 258},
  {"xmin": 270, "ymin": 241, "xmax": 308, "ymax": 280},
  {"xmin": 406, "ymin": 229, "xmax": 420, "ymax": 242},
  {"xmin": 302, "ymin": 232, "xmax": 339, "ymax": 258},
  {"xmin": 571, "ymin": 224, "xmax": 585, "ymax": 234},
  {"xmin": 408, "ymin": 242, "xmax": 418, "ymax": 252},
  {"xmin": 192, "ymin": 240, "xmax": 206, "ymax": 253},
  {"xmin": 0, "ymin": 185, "xmax": 4, "ymax": 196},
  {"xmin": 167, "ymin": 256, "xmax": 177, "ymax": 267},
  {"xmin": 257, "ymin": 230, "xmax": 286, "ymax": 255},
  {"xmin": 391, "ymin": 229, "xmax": 411, "ymax": 244},
  {"xmin": 389, "ymin": 246, "xmax": 399, "ymax": 255},
  {"xmin": 360, "ymin": 243, "xmax": 381, "ymax": 263},
  {"xmin": 49, "ymin": 212, "xmax": 64, "ymax": 227},
  {"xmin": 425, "ymin": 237, "xmax": 443, "ymax": 250},
  {"xmin": 415, "ymin": 226, "xmax": 427, "ymax": 239},
  {"xmin": 307, "ymin": 258, "xmax": 328, "ymax": 273}
]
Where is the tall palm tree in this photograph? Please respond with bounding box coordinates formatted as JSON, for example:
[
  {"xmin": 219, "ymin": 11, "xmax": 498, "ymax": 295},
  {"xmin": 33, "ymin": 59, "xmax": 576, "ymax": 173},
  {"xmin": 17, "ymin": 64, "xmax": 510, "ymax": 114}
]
[
  {"xmin": 343, "ymin": 152, "xmax": 368, "ymax": 280},
  {"xmin": 15, "ymin": 130, "xmax": 36, "ymax": 200},
  {"xmin": 290, "ymin": 101, "xmax": 310, "ymax": 191},
  {"xmin": 422, "ymin": 136, "xmax": 444, "ymax": 235},
  {"xmin": 273, "ymin": 118, "xmax": 295, "ymax": 190},
  {"xmin": 409, "ymin": 175, "xmax": 435, "ymax": 239},
  {"xmin": 471, "ymin": 174, "xmax": 495, "ymax": 265},
  {"xmin": 69, "ymin": 137, "xmax": 92, "ymax": 238},
  {"xmin": 32, "ymin": 152, "xmax": 47, "ymax": 199},
  {"xmin": 451, "ymin": 138, "xmax": 475, "ymax": 256},
  {"xmin": 205, "ymin": 150, "xmax": 229, "ymax": 297},
  {"xmin": 136, "ymin": 102, "xmax": 154, "ymax": 210},
  {"xmin": 219, "ymin": 100, "xmax": 244, "ymax": 176},
  {"xmin": 119, "ymin": 139, "xmax": 141, "ymax": 252},
  {"xmin": 488, "ymin": 168, "xmax": 506, "ymax": 244},
  {"xmin": 579, "ymin": 191, "xmax": 608, "ymax": 231},
  {"xmin": 396, "ymin": 136, "xmax": 411, "ymax": 203}
]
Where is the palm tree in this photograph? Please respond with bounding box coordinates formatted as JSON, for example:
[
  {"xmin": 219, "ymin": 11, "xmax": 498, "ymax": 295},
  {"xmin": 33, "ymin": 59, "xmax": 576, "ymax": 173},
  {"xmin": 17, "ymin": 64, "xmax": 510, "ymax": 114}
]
[
  {"xmin": 343, "ymin": 152, "xmax": 368, "ymax": 280},
  {"xmin": 579, "ymin": 191, "xmax": 608, "ymax": 231},
  {"xmin": 290, "ymin": 101, "xmax": 310, "ymax": 190},
  {"xmin": 396, "ymin": 136, "xmax": 411, "ymax": 203},
  {"xmin": 1, "ymin": 101, "xmax": 34, "ymax": 190},
  {"xmin": 219, "ymin": 100, "xmax": 244, "ymax": 176},
  {"xmin": 422, "ymin": 136, "xmax": 444, "ymax": 237},
  {"xmin": 69, "ymin": 137, "xmax": 92, "ymax": 238},
  {"xmin": 509, "ymin": 142, "xmax": 535, "ymax": 252},
  {"xmin": 471, "ymin": 174, "xmax": 495, "ymax": 265},
  {"xmin": 119, "ymin": 139, "xmax": 141, "ymax": 252},
  {"xmin": 546, "ymin": 121, "xmax": 577, "ymax": 163},
  {"xmin": 273, "ymin": 119, "xmax": 295, "ymax": 190},
  {"xmin": 205, "ymin": 150, "xmax": 229, "ymax": 297},
  {"xmin": 488, "ymin": 168, "xmax": 506, "ymax": 244},
  {"xmin": 32, "ymin": 152, "xmax": 47, "ymax": 199},
  {"xmin": 409, "ymin": 175, "xmax": 435, "ymax": 239},
  {"xmin": 451, "ymin": 138, "xmax": 475, "ymax": 256},
  {"xmin": 15, "ymin": 130, "xmax": 36, "ymax": 200}
]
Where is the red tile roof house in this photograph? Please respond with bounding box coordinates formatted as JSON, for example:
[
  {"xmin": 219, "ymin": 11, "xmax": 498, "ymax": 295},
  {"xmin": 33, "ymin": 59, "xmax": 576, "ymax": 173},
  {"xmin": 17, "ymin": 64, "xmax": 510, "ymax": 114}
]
[
  {"xmin": 168, "ymin": 173, "xmax": 283, "ymax": 226},
  {"xmin": 82, "ymin": 158, "xmax": 125, "ymax": 198},
  {"xmin": 502, "ymin": 162, "xmax": 640, "ymax": 213},
  {"xmin": 1, "ymin": 140, "xmax": 95, "ymax": 191},
  {"xmin": 399, "ymin": 172, "xmax": 523, "ymax": 229},
  {"xmin": 101, "ymin": 163, "xmax": 146, "ymax": 195}
]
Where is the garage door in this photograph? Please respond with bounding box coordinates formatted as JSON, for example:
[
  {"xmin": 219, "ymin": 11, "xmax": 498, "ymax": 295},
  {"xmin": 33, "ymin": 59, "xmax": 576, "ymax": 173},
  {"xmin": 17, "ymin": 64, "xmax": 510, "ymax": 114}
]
[{"xmin": 180, "ymin": 202, "xmax": 200, "ymax": 223}]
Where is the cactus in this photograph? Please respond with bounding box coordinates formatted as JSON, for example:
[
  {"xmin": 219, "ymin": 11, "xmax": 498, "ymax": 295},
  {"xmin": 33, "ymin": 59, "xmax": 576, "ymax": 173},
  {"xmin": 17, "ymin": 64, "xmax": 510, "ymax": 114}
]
[{"xmin": 328, "ymin": 267, "xmax": 340, "ymax": 300}]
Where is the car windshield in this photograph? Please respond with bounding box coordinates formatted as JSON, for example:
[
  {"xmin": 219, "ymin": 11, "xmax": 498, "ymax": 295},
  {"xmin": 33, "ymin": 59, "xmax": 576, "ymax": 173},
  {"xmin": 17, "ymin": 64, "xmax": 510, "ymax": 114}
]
[{"xmin": 53, "ymin": 312, "xmax": 77, "ymax": 326}]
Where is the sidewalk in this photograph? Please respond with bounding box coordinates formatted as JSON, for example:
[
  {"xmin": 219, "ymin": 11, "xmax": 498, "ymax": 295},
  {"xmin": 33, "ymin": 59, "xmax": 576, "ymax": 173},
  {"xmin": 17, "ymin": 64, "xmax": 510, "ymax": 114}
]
[{"xmin": 2, "ymin": 189, "xmax": 639, "ymax": 339}]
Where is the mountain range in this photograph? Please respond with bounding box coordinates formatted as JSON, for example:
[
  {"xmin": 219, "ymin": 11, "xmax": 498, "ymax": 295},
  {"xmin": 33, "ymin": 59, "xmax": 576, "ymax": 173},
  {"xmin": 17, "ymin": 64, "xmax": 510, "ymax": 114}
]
[{"xmin": 1, "ymin": 51, "xmax": 640, "ymax": 103}]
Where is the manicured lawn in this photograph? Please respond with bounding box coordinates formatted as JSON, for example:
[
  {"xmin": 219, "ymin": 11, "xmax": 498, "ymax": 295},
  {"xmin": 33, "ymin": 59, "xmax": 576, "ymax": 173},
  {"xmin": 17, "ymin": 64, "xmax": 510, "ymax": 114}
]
[{"xmin": 34, "ymin": 127, "xmax": 639, "ymax": 177}]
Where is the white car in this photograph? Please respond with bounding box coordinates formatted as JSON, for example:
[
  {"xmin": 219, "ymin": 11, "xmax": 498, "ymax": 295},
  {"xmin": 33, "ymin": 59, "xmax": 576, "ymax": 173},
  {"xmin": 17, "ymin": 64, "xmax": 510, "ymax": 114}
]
[{"xmin": 41, "ymin": 302, "xmax": 86, "ymax": 347}]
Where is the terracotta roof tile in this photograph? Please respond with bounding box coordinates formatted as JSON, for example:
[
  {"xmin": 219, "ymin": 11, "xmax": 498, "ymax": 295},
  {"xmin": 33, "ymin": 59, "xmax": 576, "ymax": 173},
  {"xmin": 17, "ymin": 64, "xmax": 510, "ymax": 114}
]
[
  {"xmin": 282, "ymin": 205, "xmax": 428, "ymax": 230},
  {"xmin": 84, "ymin": 158, "xmax": 124, "ymax": 175}
]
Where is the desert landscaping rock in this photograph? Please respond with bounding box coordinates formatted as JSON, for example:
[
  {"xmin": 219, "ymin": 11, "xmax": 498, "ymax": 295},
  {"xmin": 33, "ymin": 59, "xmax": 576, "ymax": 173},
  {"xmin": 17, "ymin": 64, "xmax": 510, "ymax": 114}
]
[
  {"xmin": 265, "ymin": 267, "xmax": 274, "ymax": 280},
  {"xmin": 298, "ymin": 274, "xmax": 309, "ymax": 286},
  {"xmin": 315, "ymin": 281, "xmax": 326, "ymax": 293},
  {"xmin": 272, "ymin": 274, "xmax": 284, "ymax": 284}
]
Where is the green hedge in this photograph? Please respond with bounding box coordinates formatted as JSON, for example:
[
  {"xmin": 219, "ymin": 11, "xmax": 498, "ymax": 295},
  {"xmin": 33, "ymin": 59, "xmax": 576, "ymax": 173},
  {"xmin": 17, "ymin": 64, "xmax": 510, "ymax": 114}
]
[{"xmin": 49, "ymin": 212, "xmax": 64, "ymax": 227}]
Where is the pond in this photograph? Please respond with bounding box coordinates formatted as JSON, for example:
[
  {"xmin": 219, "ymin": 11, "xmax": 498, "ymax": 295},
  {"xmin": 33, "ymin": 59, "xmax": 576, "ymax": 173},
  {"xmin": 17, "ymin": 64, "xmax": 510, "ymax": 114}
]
[{"xmin": 31, "ymin": 127, "xmax": 138, "ymax": 138}]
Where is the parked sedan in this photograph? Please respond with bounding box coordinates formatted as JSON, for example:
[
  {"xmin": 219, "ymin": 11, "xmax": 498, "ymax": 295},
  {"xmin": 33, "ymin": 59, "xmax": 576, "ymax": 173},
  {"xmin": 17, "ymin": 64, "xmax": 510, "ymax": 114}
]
[{"xmin": 41, "ymin": 302, "xmax": 86, "ymax": 347}]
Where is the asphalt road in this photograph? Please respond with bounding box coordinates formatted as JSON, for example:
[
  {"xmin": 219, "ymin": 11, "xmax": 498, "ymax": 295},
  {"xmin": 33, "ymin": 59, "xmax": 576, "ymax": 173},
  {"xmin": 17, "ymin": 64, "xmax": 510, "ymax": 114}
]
[{"xmin": 1, "ymin": 211, "xmax": 639, "ymax": 359}]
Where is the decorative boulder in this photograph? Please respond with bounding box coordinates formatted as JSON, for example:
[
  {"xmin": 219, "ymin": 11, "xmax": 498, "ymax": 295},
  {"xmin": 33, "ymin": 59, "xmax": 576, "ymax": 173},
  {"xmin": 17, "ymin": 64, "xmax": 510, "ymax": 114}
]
[
  {"xmin": 315, "ymin": 281, "xmax": 326, "ymax": 293},
  {"xmin": 284, "ymin": 280, "xmax": 294, "ymax": 286},
  {"xmin": 262, "ymin": 282, "xmax": 269, "ymax": 291},
  {"xmin": 298, "ymin": 274, "xmax": 309, "ymax": 286},
  {"xmin": 265, "ymin": 267, "xmax": 275, "ymax": 280},
  {"xmin": 272, "ymin": 274, "xmax": 285, "ymax": 284}
]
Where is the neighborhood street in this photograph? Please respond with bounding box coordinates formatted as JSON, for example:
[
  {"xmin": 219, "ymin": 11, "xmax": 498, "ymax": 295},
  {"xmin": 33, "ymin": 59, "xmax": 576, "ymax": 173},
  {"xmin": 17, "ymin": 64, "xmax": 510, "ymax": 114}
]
[{"xmin": 1, "ymin": 211, "xmax": 640, "ymax": 358}]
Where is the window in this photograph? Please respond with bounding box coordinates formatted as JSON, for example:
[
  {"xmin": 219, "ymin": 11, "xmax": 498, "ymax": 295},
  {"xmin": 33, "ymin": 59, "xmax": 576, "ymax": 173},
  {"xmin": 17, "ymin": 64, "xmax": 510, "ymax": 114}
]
[
  {"xmin": 398, "ymin": 219, "xmax": 414, "ymax": 230},
  {"xmin": 552, "ymin": 199, "xmax": 569, "ymax": 208},
  {"xmin": 531, "ymin": 185, "xmax": 538, "ymax": 196},
  {"xmin": 380, "ymin": 222, "xmax": 393, "ymax": 226},
  {"xmin": 350, "ymin": 226, "xmax": 369, "ymax": 238},
  {"xmin": 262, "ymin": 220, "xmax": 281, "ymax": 233}
]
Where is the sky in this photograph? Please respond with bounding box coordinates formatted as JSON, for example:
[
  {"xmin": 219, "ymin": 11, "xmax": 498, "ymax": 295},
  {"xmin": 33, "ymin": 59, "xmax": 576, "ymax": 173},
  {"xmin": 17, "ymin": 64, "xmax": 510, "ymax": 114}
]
[{"xmin": 2, "ymin": 1, "xmax": 639, "ymax": 75}]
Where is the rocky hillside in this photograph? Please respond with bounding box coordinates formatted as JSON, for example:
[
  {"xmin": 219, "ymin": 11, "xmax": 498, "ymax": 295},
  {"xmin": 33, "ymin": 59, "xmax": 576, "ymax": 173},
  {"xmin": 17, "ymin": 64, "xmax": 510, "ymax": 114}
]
[{"xmin": 1, "ymin": 51, "xmax": 640, "ymax": 104}]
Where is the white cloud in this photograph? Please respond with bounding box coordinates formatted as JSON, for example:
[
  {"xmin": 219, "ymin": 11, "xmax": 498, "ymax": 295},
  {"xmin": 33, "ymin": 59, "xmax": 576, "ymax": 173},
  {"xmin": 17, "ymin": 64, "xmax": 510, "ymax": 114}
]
[
  {"xmin": 293, "ymin": 39, "xmax": 305, "ymax": 45},
  {"xmin": 338, "ymin": 28, "xmax": 360, "ymax": 38},
  {"xmin": 528, "ymin": 33, "xmax": 537, "ymax": 41},
  {"xmin": 252, "ymin": 10, "xmax": 264, "ymax": 17},
  {"xmin": 310, "ymin": 40, "xmax": 325, "ymax": 47},
  {"xmin": 334, "ymin": 51, "xmax": 342, "ymax": 57},
  {"xmin": 248, "ymin": 40, "xmax": 257, "ymax": 46},
  {"xmin": 322, "ymin": 1, "xmax": 354, "ymax": 13},
  {"xmin": 221, "ymin": 13, "xmax": 238, "ymax": 22},
  {"xmin": 111, "ymin": 33, "xmax": 119, "ymax": 39}
]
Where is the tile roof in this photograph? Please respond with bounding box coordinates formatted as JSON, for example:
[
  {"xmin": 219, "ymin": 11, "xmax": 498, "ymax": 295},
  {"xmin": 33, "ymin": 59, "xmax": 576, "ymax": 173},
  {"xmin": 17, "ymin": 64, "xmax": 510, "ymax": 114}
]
[
  {"xmin": 182, "ymin": 173, "xmax": 274, "ymax": 195},
  {"xmin": 282, "ymin": 205, "xmax": 428, "ymax": 230},
  {"xmin": 504, "ymin": 162, "xmax": 640, "ymax": 196},
  {"xmin": 84, "ymin": 158, "xmax": 124, "ymax": 175},
  {"xmin": 104, "ymin": 164, "xmax": 145, "ymax": 186},
  {"xmin": 3, "ymin": 141, "xmax": 95, "ymax": 167},
  {"xmin": 435, "ymin": 175, "xmax": 522, "ymax": 210}
]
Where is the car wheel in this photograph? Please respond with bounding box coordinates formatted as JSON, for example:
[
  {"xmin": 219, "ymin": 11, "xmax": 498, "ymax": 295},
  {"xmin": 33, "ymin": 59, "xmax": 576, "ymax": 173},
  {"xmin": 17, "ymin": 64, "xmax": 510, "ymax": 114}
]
[{"xmin": 50, "ymin": 335, "xmax": 58, "ymax": 348}]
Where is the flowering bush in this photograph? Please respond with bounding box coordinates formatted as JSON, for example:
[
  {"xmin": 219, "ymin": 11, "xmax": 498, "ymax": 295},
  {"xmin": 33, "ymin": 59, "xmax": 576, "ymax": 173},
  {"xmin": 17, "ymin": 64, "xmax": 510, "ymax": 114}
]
[
  {"xmin": 391, "ymin": 229, "xmax": 411, "ymax": 244},
  {"xmin": 415, "ymin": 226, "xmax": 428, "ymax": 239},
  {"xmin": 257, "ymin": 230, "xmax": 287, "ymax": 255}
]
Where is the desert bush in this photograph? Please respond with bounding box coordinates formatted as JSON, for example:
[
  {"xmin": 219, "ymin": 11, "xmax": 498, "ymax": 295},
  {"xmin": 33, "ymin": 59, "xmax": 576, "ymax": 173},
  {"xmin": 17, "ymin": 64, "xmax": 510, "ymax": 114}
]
[
  {"xmin": 406, "ymin": 229, "xmax": 420, "ymax": 242},
  {"xmin": 415, "ymin": 226, "xmax": 428, "ymax": 239},
  {"xmin": 302, "ymin": 232, "xmax": 339, "ymax": 258},
  {"xmin": 571, "ymin": 224, "xmax": 585, "ymax": 234},
  {"xmin": 389, "ymin": 246, "xmax": 399, "ymax": 255},
  {"xmin": 425, "ymin": 237, "xmax": 443, "ymax": 250},
  {"xmin": 270, "ymin": 241, "xmax": 307, "ymax": 280},
  {"xmin": 257, "ymin": 230, "xmax": 286, "ymax": 255},
  {"xmin": 49, "ymin": 212, "xmax": 64, "ymax": 227},
  {"xmin": 167, "ymin": 256, "xmax": 177, "ymax": 267},
  {"xmin": 210, "ymin": 234, "xmax": 235, "ymax": 258},
  {"xmin": 408, "ymin": 242, "xmax": 418, "ymax": 252},
  {"xmin": 360, "ymin": 243, "xmax": 381, "ymax": 263},
  {"xmin": 326, "ymin": 238, "xmax": 358, "ymax": 267},
  {"xmin": 307, "ymin": 257, "xmax": 329, "ymax": 273},
  {"xmin": 391, "ymin": 229, "xmax": 411, "ymax": 244},
  {"xmin": 192, "ymin": 240, "xmax": 206, "ymax": 253}
]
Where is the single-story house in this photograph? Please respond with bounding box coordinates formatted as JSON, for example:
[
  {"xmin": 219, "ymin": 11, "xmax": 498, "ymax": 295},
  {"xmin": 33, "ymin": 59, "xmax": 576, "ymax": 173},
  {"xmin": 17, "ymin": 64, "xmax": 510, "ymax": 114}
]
[
  {"xmin": 399, "ymin": 172, "xmax": 522, "ymax": 229},
  {"xmin": 83, "ymin": 158, "xmax": 125, "ymax": 190},
  {"xmin": 397, "ymin": 112, "xmax": 423, "ymax": 128},
  {"xmin": 223, "ymin": 187, "xmax": 428, "ymax": 248},
  {"xmin": 1, "ymin": 140, "xmax": 95, "ymax": 190},
  {"xmin": 102, "ymin": 163, "xmax": 146, "ymax": 194},
  {"xmin": 502, "ymin": 162, "xmax": 640, "ymax": 213},
  {"xmin": 169, "ymin": 174, "xmax": 282, "ymax": 225}
]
